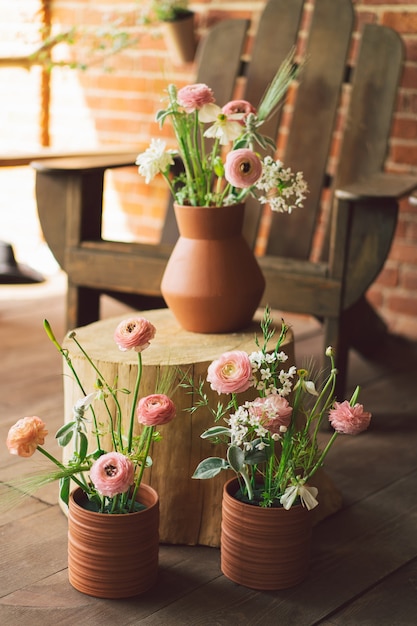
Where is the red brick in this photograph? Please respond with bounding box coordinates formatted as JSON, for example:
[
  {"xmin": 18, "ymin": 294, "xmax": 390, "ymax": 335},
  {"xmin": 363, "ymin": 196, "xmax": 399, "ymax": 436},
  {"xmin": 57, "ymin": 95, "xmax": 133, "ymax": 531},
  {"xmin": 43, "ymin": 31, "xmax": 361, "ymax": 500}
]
[
  {"xmin": 402, "ymin": 267, "xmax": 417, "ymax": 290},
  {"xmin": 391, "ymin": 143, "xmax": 417, "ymax": 165},
  {"xmin": 391, "ymin": 116, "xmax": 417, "ymax": 141},
  {"xmin": 399, "ymin": 65, "xmax": 417, "ymax": 90},
  {"xmin": 389, "ymin": 241, "xmax": 417, "ymax": 263},
  {"xmin": 386, "ymin": 293, "xmax": 417, "ymax": 315},
  {"xmin": 382, "ymin": 11, "xmax": 417, "ymax": 33},
  {"xmin": 375, "ymin": 266, "xmax": 400, "ymax": 288}
]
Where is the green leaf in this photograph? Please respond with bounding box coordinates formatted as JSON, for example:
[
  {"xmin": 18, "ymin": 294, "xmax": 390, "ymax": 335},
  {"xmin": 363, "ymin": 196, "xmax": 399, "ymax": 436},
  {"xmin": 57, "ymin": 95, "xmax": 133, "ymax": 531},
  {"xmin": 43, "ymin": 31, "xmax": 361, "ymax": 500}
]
[
  {"xmin": 91, "ymin": 448, "xmax": 105, "ymax": 460},
  {"xmin": 59, "ymin": 477, "xmax": 70, "ymax": 506},
  {"xmin": 192, "ymin": 457, "xmax": 229, "ymax": 479},
  {"xmin": 57, "ymin": 428, "xmax": 75, "ymax": 447},
  {"xmin": 78, "ymin": 432, "xmax": 88, "ymax": 462},
  {"xmin": 213, "ymin": 156, "xmax": 224, "ymax": 177},
  {"xmin": 245, "ymin": 444, "xmax": 268, "ymax": 465},
  {"xmin": 55, "ymin": 421, "xmax": 76, "ymax": 439},
  {"xmin": 232, "ymin": 138, "xmax": 249, "ymax": 150},
  {"xmin": 200, "ymin": 426, "xmax": 231, "ymax": 439},
  {"xmin": 227, "ymin": 445, "xmax": 245, "ymax": 472}
]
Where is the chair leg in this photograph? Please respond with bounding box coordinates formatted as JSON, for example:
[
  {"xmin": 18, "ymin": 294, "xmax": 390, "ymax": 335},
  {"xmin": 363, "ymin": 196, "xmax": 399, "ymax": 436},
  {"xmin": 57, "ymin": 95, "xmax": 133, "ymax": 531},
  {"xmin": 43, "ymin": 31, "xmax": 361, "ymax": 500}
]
[
  {"xmin": 344, "ymin": 296, "xmax": 388, "ymax": 357},
  {"xmin": 67, "ymin": 283, "xmax": 101, "ymax": 331}
]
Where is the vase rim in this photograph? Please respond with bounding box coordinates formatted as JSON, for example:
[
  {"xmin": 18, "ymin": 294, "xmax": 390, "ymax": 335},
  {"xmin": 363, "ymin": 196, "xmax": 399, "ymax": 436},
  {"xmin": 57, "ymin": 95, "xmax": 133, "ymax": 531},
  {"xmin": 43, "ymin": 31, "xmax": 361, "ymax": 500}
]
[{"xmin": 173, "ymin": 202, "xmax": 244, "ymax": 210}]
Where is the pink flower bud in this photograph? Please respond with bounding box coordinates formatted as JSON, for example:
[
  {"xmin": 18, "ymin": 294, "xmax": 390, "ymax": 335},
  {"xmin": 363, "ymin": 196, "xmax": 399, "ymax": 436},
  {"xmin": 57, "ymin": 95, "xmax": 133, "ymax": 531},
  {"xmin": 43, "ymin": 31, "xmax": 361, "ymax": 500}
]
[
  {"xmin": 137, "ymin": 394, "xmax": 176, "ymax": 426},
  {"xmin": 222, "ymin": 99, "xmax": 256, "ymax": 124}
]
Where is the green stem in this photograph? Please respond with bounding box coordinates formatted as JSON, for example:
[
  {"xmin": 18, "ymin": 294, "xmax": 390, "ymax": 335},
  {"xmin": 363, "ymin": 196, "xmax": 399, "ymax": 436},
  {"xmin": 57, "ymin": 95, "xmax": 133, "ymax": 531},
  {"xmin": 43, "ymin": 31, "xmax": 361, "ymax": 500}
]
[
  {"xmin": 70, "ymin": 336, "xmax": 124, "ymax": 438},
  {"xmin": 239, "ymin": 466, "xmax": 254, "ymax": 501},
  {"xmin": 129, "ymin": 426, "xmax": 154, "ymax": 511},
  {"xmin": 36, "ymin": 446, "xmax": 88, "ymax": 491},
  {"xmin": 127, "ymin": 352, "xmax": 143, "ymax": 453},
  {"xmin": 44, "ymin": 321, "xmax": 101, "ymax": 452},
  {"xmin": 305, "ymin": 431, "xmax": 339, "ymax": 482}
]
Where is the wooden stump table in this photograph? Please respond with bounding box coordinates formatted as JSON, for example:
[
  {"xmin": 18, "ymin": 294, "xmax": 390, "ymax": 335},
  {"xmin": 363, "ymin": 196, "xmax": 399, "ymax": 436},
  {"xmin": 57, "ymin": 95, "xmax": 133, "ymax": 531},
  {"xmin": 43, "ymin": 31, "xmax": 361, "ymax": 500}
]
[{"xmin": 62, "ymin": 308, "xmax": 341, "ymax": 547}]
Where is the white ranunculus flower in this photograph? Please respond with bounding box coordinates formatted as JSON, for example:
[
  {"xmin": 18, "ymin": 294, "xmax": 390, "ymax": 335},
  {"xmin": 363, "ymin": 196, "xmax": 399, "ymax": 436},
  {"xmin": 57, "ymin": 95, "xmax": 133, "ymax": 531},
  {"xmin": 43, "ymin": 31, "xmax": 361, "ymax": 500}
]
[{"xmin": 136, "ymin": 139, "xmax": 175, "ymax": 184}]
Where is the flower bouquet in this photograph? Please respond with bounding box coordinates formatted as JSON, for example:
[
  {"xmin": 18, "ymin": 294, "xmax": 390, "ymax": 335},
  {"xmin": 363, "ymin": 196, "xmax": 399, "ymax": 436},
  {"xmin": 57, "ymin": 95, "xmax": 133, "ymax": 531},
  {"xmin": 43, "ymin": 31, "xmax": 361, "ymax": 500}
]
[
  {"xmin": 4, "ymin": 316, "xmax": 177, "ymax": 597},
  {"xmin": 5, "ymin": 316, "xmax": 175, "ymax": 514},
  {"xmin": 190, "ymin": 307, "xmax": 372, "ymax": 510},
  {"xmin": 136, "ymin": 52, "xmax": 308, "ymax": 210},
  {"xmin": 136, "ymin": 53, "xmax": 309, "ymax": 333},
  {"xmin": 187, "ymin": 307, "xmax": 371, "ymax": 589}
]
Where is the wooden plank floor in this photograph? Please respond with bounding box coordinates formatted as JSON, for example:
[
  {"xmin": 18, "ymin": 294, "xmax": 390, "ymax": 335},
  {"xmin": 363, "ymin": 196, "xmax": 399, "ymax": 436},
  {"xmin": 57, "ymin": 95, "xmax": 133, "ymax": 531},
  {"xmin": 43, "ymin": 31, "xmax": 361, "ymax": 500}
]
[{"xmin": 1, "ymin": 272, "xmax": 417, "ymax": 625}]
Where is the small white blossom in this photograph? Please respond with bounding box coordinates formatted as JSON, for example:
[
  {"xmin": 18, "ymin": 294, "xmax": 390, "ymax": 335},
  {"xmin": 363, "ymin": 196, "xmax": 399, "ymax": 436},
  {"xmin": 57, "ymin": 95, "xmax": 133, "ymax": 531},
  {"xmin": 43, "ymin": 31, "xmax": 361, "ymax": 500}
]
[
  {"xmin": 136, "ymin": 139, "xmax": 175, "ymax": 184},
  {"xmin": 260, "ymin": 367, "xmax": 272, "ymax": 381},
  {"xmin": 255, "ymin": 156, "xmax": 308, "ymax": 213}
]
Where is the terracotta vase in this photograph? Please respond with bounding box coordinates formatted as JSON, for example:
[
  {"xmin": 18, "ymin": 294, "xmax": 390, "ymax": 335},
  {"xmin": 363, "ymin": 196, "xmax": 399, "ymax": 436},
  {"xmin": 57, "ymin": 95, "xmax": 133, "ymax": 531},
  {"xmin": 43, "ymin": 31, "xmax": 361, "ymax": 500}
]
[
  {"xmin": 161, "ymin": 203, "xmax": 266, "ymax": 333},
  {"xmin": 68, "ymin": 485, "xmax": 159, "ymax": 598},
  {"xmin": 221, "ymin": 478, "xmax": 312, "ymax": 590},
  {"xmin": 161, "ymin": 12, "xmax": 197, "ymax": 64}
]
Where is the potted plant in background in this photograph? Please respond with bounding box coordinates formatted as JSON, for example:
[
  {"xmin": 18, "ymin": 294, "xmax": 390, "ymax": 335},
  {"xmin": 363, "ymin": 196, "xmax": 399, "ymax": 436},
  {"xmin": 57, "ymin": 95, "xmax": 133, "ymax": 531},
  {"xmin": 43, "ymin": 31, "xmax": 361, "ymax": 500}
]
[
  {"xmin": 188, "ymin": 307, "xmax": 372, "ymax": 590},
  {"xmin": 150, "ymin": 0, "xmax": 197, "ymax": 64},
  {"xmin": 4, "ymin": 317, "xmax": 176, "ymax": 598},
  {"xmin": 136, "ymin": 53, "xmax": 308, "ymax": 333}
]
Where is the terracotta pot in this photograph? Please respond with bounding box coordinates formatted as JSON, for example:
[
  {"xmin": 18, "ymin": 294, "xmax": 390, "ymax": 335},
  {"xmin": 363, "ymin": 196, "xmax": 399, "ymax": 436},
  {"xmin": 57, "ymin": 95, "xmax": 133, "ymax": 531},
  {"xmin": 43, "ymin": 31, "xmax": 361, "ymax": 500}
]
[
  {"xmin": 161, "ymin": 203, "xmax": 265, "ymax": 333},
  {"xmin": 68, "ymin": 485, "xmax": 159, "ymax": 598},
  {"xmin": 162, "ymin": 12, "xmax": 197, "ymax": 64},
  {"xmin": 221, "ymin": 478, "xmax": 312, "ymax": 590}
]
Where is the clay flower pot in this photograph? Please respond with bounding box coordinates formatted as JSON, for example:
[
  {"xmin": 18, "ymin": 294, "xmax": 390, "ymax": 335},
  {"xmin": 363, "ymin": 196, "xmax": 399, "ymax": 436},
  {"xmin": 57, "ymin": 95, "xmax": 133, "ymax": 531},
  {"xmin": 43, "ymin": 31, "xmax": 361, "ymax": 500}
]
[
  {"xmin": 68, "ymin": 484, "xmax": 159, "ymax": 598},
  {"xmin": 161, "ymin": 11, "xmax": 197, "ymax": 64},
  {"xmin": 161, "ymin": 203, "xmax": 265, "ymax": 333},
  {"xmin": 221, "ymin": 478, "xmax": 312, "ymax": 590}
]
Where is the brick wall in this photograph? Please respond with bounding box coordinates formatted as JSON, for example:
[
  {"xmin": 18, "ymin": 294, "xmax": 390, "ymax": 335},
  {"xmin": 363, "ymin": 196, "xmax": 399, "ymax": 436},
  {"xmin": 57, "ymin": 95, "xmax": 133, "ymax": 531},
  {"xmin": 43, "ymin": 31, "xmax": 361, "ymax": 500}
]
[{"xmin": 1, "ymin": 0, "xmax": 417, "ymax": 339}]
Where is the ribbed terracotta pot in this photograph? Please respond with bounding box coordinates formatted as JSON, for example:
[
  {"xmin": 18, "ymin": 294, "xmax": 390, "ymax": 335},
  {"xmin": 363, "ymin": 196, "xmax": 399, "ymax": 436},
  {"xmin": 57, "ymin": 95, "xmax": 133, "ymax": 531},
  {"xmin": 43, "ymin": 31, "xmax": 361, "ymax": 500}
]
[
  {"xmin": 68, "ymin": 485, "xmax": 159, "ymax": 598},
  {"xmin": 221, "ymin": 478, "xmax": 312, "ymax": 590},
  {"xmin": 161, "ymin": 203, "xmax": 265, "ymax": 333}
]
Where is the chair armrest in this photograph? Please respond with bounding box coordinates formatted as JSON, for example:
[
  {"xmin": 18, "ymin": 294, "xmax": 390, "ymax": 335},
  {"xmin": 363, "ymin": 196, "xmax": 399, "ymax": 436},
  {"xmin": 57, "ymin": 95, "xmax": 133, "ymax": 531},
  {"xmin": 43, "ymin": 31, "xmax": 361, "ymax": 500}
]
[
  {"xmin": 335, "ymin": 172, "xmax": 417, "ymax": 201},
  {"xmin": 30, "ymin": 150, "xmax": 139, "ymax": 173}
]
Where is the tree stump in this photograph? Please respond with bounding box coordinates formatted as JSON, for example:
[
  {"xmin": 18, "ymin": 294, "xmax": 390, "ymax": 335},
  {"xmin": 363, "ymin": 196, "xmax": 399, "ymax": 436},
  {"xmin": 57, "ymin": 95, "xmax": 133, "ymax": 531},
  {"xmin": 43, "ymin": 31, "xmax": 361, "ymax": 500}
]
[{"xmin": 62, "ymin": 308, "xmax": 341, "ymax": 546}]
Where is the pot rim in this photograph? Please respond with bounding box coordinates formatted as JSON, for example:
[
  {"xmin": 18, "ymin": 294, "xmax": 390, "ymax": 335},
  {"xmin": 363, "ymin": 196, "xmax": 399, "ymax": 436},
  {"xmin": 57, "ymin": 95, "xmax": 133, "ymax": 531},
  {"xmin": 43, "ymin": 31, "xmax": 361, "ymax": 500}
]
[{"xmin": 69, "ymin": 484, "xmax": 159, "ymax": 518}]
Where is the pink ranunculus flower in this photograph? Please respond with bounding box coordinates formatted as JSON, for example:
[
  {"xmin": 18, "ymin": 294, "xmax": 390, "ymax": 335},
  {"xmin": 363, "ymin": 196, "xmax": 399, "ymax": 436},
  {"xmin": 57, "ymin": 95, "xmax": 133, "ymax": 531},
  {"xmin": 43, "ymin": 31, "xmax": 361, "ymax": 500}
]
[
  {"xmin": 222, "ymin": 99, "xmax": 256, "ymax": 123},
  {"xmin": 90, "ymin": 452, "xmax": 135, "ymax": 498},
  {"xmin": 177, "ymin": 83, "xmax": 215, "ymax": 113},
  {"xmin": 114, "ymin": 317, "xmax": 156, "ymax": 352},
  {"xmin": 328, "ymin": 401, "xmax": 372, "ymax": 435},
  {"xmin": 6, "ymin": 416, "xmax": 48, "ymax": 458},
  {"xmin": 249, "ymin": 395, "xmax": 293, "ymax": 434},
  {"xmin": 225, "ymin": 148, "xmax": 263, "ymax": 188},
  {"xmin": 137, "ymin": 394, "xmax": 176, "ymax": 426},
  {"xmin": 207, "ymin": 350, "xmax": 253, "ymax": 395}
]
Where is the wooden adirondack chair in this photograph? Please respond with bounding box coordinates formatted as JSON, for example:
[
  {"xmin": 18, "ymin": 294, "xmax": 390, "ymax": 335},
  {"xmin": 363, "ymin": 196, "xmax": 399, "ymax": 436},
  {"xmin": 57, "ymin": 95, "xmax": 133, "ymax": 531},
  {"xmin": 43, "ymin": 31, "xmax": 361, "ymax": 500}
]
[{"xmin": 32, "ymin": 0, "xmax": 417, "ymax": 396}]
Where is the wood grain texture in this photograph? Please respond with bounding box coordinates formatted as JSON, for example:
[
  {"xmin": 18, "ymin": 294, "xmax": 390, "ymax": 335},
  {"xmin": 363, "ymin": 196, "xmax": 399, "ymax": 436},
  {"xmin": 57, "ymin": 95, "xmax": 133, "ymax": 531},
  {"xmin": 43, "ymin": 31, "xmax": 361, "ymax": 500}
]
[{"xmin": 1, "ymin": 277, "xmax": 417, "ymax": 624}]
